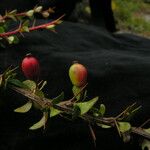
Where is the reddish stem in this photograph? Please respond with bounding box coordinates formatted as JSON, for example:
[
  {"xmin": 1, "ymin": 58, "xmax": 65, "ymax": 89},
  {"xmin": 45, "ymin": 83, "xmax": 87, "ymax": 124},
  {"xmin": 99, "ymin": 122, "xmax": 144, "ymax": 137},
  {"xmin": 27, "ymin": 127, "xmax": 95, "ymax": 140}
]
[{"xmin": 0, "ymin": 15, "xmax": 65, "ymax": 37}]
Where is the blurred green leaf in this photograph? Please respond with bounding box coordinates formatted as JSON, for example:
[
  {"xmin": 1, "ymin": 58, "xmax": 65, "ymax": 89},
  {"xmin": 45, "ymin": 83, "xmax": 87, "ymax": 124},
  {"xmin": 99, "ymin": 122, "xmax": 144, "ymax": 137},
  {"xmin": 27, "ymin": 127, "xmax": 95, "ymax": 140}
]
[
  {"xmin": 8, "ymin": 78, "xmax": 28, "ymax": 88},
  {"xmin": 50, "ymin": 107, "xmax": 61, "ymax": 117},
  {"xmin": 118, "ymin": 122, "xmax": 131, "ymax": 133},
  {"xmin": 7, "ymin": 36, "xmax": 15, "ymax": 44},
  {"xmin": 13, "ymin": 35, "xmax": 19, "ymax": 44},
  {"xmin": 8, "ymin": 9, "xmax": 17, "ymax": 15},
  {"xmin": 29, "ymin": 112, "xmax": 48, "ymax": 130},
  {"xmin": 99, "ymin": 104, "xmax": 106, "ymax": 116},
  {"xmin": 14, "ymin": 101, "xmax": 32, "ymax": 113},
  {"xmin": 72, "ymin": 105, "xmax": 81, "ymax": 119},
  {"xmin": 141, "ymin": 139, "xmax": 150, "ymax": 150},
  {"xmin": 21, "ymin": 26, "xmax": 29, "ymax": 32},
  {"xmin": 144, "ymin": 128, "xmax": 150, "ymax": 134},
  {"xmin": 72, "ymin": 86, "xmax": 81, "ymax": 101},
  {"xmin": 74, "ymin": 97, "xmax": 98, "ymax": 115},
  {"xmin": 26, "ymin": 10, "xmax": 34, "ymax": 17},
  {"xmin": 35, "ymin": 89, "xmax": 45, "ymax": 98},
  {"xmin": 0, "ymin": 26, "xmax": 5, "ymax": 33},
  {"xmin": 97, "ymin": 123, "xmax": 111, "ymax": 129},
  {"xmin": 23, "ymin": 80, "xmax": 36, "ymax": 90}
]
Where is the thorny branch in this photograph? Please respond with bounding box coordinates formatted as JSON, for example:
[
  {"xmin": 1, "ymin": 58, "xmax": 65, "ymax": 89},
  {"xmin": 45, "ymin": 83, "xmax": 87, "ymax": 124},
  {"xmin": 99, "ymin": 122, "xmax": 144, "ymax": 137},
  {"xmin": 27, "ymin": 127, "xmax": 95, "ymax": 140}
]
[
  {"xmin": 0, "ymin": 15, "xmax": 64, "ymax": 37},
  {"xmin": 10, "ymin": 85, "xmax": 150, "ymax": 140}
]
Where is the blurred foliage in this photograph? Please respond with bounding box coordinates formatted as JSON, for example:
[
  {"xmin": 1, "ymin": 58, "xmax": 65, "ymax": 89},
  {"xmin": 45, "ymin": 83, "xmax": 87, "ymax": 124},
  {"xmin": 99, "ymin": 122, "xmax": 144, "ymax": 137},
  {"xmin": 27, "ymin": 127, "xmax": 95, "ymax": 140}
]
[{"xmin": 112, "ymin": 0, "xmax": 150, "ymax": 37}]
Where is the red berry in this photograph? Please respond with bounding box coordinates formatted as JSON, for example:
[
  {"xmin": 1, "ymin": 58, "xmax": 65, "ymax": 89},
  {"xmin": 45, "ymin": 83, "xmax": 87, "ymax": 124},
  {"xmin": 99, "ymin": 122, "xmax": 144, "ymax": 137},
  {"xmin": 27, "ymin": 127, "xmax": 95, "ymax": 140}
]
[
  {"xmin": 69, "ymin": 62, "xmax": 87, "ymax": 87},
  {"xmin": 21, "ymin": 53, "xmax": 40, "ymax": 81}
]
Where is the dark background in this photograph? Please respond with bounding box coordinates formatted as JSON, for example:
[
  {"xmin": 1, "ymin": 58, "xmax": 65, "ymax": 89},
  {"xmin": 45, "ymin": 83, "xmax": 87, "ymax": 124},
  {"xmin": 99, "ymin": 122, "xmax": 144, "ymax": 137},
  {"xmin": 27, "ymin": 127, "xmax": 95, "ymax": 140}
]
[{"xmin": 0, "ymin": 0, "xmax": 150, "ymax": 150}]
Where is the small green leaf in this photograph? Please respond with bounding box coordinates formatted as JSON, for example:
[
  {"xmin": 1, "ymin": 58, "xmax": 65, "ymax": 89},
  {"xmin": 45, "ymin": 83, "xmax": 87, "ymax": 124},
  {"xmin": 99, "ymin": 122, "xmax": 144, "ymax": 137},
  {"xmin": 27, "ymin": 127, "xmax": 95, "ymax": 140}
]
[
  {"xmin": 72, "ymin": 105, "xmax": 81, "ymax": 119},
  {"xmin": 8, "ymin": 9, "xmax": 17, "ymax": 15},
  {"xmin": 7, "ymin": 15, "xmax": 17, "ymax": 21},
  {"xmin": 72, "ymin": 86, "xmax": 81, "ymax": 101},
  {"xmin": 141, "ymin": 139, "xmax": 150, "ymax": 150},
  {"xmin": 35, "ymin": 89, "xmax": 45, "ymax": 98},
  {"xmin": 14, "ymin": 101, "xmax": 32, "ymax": 113},
  {"xmin": 42, "ymin": 11, "xmax": 49, "ymax": 18},
  {"xmin": 97, "ymin": 123, "xmax": 111, "ymax": 129},
  {"xmin": 7, "ymin": 36, "xmax": 15, "ymax": 44},
  {"xmin": 74, "ymin": 97, "xmax": 99, "ymax": 115},
  {"xmin": 29, "ymin": 112, "xmax": 48, "ymax": 130},
  {"xmin": 118, "ymin": 122, "xmax": 131, "ymax": 133},
  {"xmin": 52, "ymin": 92, "xmax": 64, "ymax": 104},
  {"xmin": 21, "ymin": 26, "xmax": 29, "ymax": 32},
  {"xmin": 22, "ymin": 20, "xmax": 30, "ymax": 27},
  {"xmin": 99, "ymin": 104, "xmax": 106, "ymax": 116},
  {"xmin": 8, "ymin": 78, "xmax": 28, "ymax": 88},
  {"xmin": 0, "ymin": 27, "xmax": 5, "ymax": 33},
  {"xmin": 144, "ymin": 128, "xmax": 150, "ymax": 134},
  {"xmin": 13, "ymin": 35, "xmax": 19, "ymax": 44},
  {"xmin": 23, "ymin": 80, "xmax": 36, "ymax": 91},
  {"xmin": 34, "ymin": 6, "xmax": 43, "ymax": 13},
  {"xmin": 46, "ymin": 24, "xmax": 55, "ymax": 29},
  {"xmin": 50, "ymin": 107, "xmax": 61, "ymax": 117},
  {"xmin": 26, "ymin": 10, "xmax": 34, "ymax": 17}
]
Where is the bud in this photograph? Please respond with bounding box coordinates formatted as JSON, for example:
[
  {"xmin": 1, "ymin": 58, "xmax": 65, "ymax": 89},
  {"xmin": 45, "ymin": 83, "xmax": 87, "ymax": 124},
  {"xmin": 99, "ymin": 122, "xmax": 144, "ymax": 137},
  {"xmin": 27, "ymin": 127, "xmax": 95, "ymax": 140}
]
[
  {"xmin": 69, "ymin": 62, "xmax": 87, "ymax": 87},
  {"xmin": 21, "ymin": 53, "xmax": 40, "ymax": 81}
]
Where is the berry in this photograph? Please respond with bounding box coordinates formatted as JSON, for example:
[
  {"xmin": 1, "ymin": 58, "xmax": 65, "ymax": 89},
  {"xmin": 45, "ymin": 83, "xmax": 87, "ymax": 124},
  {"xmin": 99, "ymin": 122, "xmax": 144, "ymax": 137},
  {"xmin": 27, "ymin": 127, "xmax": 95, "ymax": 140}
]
[
  {"xmin": 21, "ymin": 53, "xmax": 40, "ymax": 81},
  {"xmin": 69, "ymin": 62, "xmax": 87, "ymax": 87}
]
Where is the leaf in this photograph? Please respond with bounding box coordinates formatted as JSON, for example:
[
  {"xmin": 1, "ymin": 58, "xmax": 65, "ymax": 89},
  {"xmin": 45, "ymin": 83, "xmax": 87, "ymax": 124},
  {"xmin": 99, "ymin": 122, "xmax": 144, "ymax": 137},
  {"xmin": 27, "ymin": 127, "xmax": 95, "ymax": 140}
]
[
  {"xmin": 7, "ymin": 36, "xmax": 15, "ymax": 44},
  {"xmin": 72, "ymin": 105, "xmax": 81, "ymax": 119},
  {"xmin": 26, "ymin": 10, "xmax": 34, "ymax": 17},
  {"xmin": 34, "ymin": 6, "xmax": 43, "ymax": 13},
  {"xmin": 29, "ymin": 112, "xmax": 48, "ymax": 130},
  {"xmin": 141, "ymin": 139, "xmax": 150, "ymax": 150},
  {"xmin": 74, "ymin": 97, "xmax": 99, "ymax": 115},
  {"xmin": 46, "ymin": 24, "xmax": 55, "ymax": 29},
  {"xmin": 21, "ymin": 26, "xmax": 29, "ymax": 32},
  {"xmin": 23, "ymin": 80, "xmax": 36, "ymax": 91},
  {"xmin": 99, "ymin": 104, "xmax": 106, "ymax": 116},
  {"xmin": 35, "ymin": 88, "xmax": 45, "ymax": 98},
  {"xmin": 50, "ymin": 107, "xmax": 61, "ymax": 117},
  {"xmin": 13, "ymin": 35, "xmax": 19, "ymax": 44},
  {"xmin": 22, "ymin": 20, "xmax": 30, "ymax": 27},
  {"xmin": 97, "ymin": 123, "xmax": 111, "ymax": 129},
  {"xmin": 144, "ymin": 128, "xmax": 150, "ymax": 134},
  {"xmin": 7, "ymin": 15, "xmax": 17, "ymax": 21},
  {"xmin": 52, "ymin": 92, "xmax": 64, "ymax": 104},
  {"xmin": 72, "ymin": 86, "xmax": 82, "ymax": 101},
  {"xmin": 14, "ymin": 101, "xmax": 32, "ymax": 113},
  {"xmin": 8, "ymin": 78, "xmax": 28, "ymax": 88},
  {"xmin": 8, "ymin": 9, "xmax": 17, "ymax": 15},
  {"xmin": 0, "ymin": 26, "xmax": 5, "ymax": 33},
  {"xmin": 118, "ymin": 122, "xmax": 131, "ymax": 133}
]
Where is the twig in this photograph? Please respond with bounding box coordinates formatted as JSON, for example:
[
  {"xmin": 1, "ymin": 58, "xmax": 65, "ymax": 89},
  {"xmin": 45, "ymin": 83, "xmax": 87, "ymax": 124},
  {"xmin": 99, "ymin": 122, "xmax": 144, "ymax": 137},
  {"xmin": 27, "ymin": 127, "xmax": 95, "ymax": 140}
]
[
  {"xmin": 88, "ymin": 123, "xmax": 96, "ymax": 147},
  {"xmin": 70, "ymin": 83, "xmax": 88, "ymax": 102},
  {"xmin": 0, "ymin": 15, "xmax": 65, "ymax": 37},
  {"xmin": 139, "ymin": 118, "xmax": 150, "ymax": 128},
  {"xmin": 9, "ymin": 85, "xmax": 150, "ymax": 140}
]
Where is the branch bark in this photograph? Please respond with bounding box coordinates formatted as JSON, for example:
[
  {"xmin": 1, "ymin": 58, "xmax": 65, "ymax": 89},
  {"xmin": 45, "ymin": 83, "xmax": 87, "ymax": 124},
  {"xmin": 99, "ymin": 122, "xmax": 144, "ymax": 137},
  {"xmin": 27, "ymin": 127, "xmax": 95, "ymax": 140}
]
[{"xmin": 10, "ymin": 85, "xmax": 150, "ymax": 140}]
